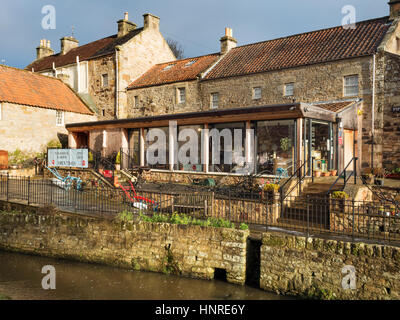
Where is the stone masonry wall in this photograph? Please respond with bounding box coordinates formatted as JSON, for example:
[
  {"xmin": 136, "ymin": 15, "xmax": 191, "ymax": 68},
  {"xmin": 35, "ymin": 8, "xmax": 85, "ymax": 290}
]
[
  {"xmin": 127, "ymin": 80, "xmax": 202, "ymax": 117},
  {"xmin": 0, "ymin": 102, "xmax": 96, "ymax": 153},
  {"xmin": 0, "ymin": 210, "xmax": 249, "ymax": 285},
  {"xmin": 260, "ymin": 232, "xmax": 400, "ymax": 299}
]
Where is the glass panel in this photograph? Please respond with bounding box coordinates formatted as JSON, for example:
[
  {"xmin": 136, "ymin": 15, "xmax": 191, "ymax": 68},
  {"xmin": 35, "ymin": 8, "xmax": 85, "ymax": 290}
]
[
  {"xmin": 126, "ymin": 129, "xmax": 140, "ymax": 167},
  {"xmin": 311, "ymin": 120, "xmax": 330, "ymax": 173},
  {"xmin": 144, "ymin": 127, "xmax": 169, "ymax": 170},
  {"xmin": 256, "ymin": 120, "xmax": 295, "ymax": 175},
  {"xmin": 176, "ymin": 125, "xmax": 203, "ymax": 172},
  {"xmin": 208, "ymin": 122, "xmax": 245, "ymax": 173}
]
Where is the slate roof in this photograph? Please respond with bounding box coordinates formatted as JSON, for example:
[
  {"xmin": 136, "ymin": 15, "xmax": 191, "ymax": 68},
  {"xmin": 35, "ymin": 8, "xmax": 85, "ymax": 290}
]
[
  {"xmin": 127, "ymin": 54, "xmax": 219, "ymax": 89},
  {"xmin": 0, "ymin": 65, "xmax": 93, "ymax": 114},
  {"xmin": 26, "ymin": 28, "xmax": 143, "ymax": 72},
  {"xmin": 204, "ymin": 17, "xmax": 391, "ymax": 80}
]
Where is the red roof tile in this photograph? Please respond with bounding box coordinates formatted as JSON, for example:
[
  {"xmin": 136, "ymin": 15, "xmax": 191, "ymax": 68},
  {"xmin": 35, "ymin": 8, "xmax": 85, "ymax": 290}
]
[
  {"xmin": 128, "ymin": 54, "xmax": 219, "ymax": 89},
  {"xmin": 0, "ymin": 65, "xmax": 93, "ymax": 115},
  {"xmin": 205, "ymin": 17, "xmax": 391, "ymax": 80},
  {"xmin": 26, "ymin": 29, "xmax": 143, "ymax": 72}
]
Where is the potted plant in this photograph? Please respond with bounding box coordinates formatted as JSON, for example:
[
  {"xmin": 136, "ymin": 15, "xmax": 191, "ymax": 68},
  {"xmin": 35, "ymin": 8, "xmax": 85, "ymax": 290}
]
[
  {"xmin": 374, "ymin": 168, "xmax": 385, "ymax": 186},
  {"xmin": 115, "ymin": 151, "xmax": 121, "ymax": 171},
  {"xmin": 280, "ymin": 138, "xmax": 292, "ymax": 158},
  {"xmin": 262, "ymin": 183, "xmax": 280, "ymax": 200},
  {"xmin": 314, "ymin": 170, "xmax": 322, "ymax": 177},
  {"xmin": 330, "ymin": 169, "xmax": 338, "ymax": 176}
]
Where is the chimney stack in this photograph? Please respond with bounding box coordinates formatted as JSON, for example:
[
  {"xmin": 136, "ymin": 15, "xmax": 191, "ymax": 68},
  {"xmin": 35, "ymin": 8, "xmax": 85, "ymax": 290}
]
[
  {"xmin": 117, "ymin": 12, "xmax": 137, "ymax": 37},
  {"xmin": 36, "ymin": 39, "xmax": 54, "ymax": 60},
  {"xmin": 389, "ymin": 0, "xmax": 400, "ymax": 20},
  {"xmin": 220, "ymin": 27, "xmax": 237, "ymax": 55},
  {"xmin": 60, "ymin": 36, "xmax": 79, "ymax": 55},
  {"xmin": 143, "ymin": 13, "xmax": 160, "ymax": 31}
]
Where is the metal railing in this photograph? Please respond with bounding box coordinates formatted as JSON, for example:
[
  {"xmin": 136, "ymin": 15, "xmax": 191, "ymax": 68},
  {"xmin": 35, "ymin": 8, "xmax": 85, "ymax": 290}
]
[
  {"xmin": 326, "ymin": 157, "xmax": 358, "ymax": 196},
  {"xmin": 1, "ymin": 173, "xmax": 400, "ymax": 246},
  {"xmin": 279, "ymin": 158, "xmax": 310, "ymax": 202}
]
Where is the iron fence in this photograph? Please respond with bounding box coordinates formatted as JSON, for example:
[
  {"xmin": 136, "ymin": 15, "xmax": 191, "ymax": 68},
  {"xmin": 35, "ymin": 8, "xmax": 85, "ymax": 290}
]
[{"xmin": 1, "ymin": 174, "xmax": 400, "ymax": 245}]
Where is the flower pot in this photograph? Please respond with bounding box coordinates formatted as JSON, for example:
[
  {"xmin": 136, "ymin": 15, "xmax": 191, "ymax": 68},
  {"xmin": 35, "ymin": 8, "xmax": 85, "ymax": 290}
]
[
  {"xmin": 314, "ymin": 171, "xmax": 322, "ymax": 177},
  {"xmin": 322, "ymin": 172, "xmax": 330, "ymax": 177},
  {"xmin": 115, "ymin": 164, "xmax": 121, "ymax": 171},
  {"xmin": 330, "ymin": 170, "xmax": 337, "ymax": 177}
]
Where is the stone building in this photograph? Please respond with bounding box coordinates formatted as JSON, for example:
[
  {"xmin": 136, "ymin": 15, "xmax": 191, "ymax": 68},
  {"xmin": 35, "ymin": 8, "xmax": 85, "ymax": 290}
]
[
  {"xmin": 0, "ymin": 65, "xmax": 96, "ymax": 154},
  {"xmin": 26, "ymin": 12, "xmax": 176, "ymax": 120},
  {"xmin": 67, "ymin": 1, "xmax": 400, "ymax": 178}
]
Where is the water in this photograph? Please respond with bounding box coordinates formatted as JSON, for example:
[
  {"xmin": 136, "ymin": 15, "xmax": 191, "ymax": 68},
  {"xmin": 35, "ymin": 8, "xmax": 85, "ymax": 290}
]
[{"xmin": 0, "ymin": 251, "xmax": 288, "ymax": 300}]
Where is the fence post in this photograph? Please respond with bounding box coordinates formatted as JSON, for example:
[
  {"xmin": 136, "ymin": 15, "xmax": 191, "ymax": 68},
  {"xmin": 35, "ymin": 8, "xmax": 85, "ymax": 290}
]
[
  {"xmin": 312, "ymin": 157, "xmax": 315, "ymax": 183},
  {"xmin": 352, "ymin": 199, "xmax": 355, "ymax": 241},
  {"xmin": 354, "ymin": 157, "xmax": 357, "ymax": 185},
  {"xmin": 27, "ymin": 176, "xmax": 30, "ymax": 205},
  {"xmin": 307, "ymin": 194, "xmax": 310, "ymax": 238},
  {"xmin": 6, "ymin": 173, "xmax": 9, "ymax": 201}
]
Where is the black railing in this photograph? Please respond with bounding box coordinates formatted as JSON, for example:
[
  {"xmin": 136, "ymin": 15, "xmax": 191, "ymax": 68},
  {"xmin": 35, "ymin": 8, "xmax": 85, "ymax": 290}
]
[
  {"xmin": 279, "ymin": 158, "xmax": 311, "ymax": 202},
  {"xmin": 326, "ymin": 157, "xmax": 358, "ymax": 196},
  {"xmin": 2, "ymin": 173, "xmax": 400, "ymax": 246}
]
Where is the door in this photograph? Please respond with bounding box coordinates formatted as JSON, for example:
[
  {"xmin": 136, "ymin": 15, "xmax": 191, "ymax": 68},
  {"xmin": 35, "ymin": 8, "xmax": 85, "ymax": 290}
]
[{"xmin": 343, "ymin": 130, "xmax": 355, "ymax": 170}]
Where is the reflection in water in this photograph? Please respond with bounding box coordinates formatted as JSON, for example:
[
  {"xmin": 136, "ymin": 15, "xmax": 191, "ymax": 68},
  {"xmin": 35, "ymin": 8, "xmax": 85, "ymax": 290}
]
[{"xmin": 0, "ymin": 251, "xmax": 288, "ymax": 300}]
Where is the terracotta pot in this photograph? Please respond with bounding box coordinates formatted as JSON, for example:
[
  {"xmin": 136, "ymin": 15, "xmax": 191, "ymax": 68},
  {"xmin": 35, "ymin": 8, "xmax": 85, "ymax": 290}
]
[
  {"xmin": 314, "ymin": 171, "xmax": 322, "ymax": 177},
  {"xmin": 330, "ymin": 170, "xmax": 337, "ymax": 176},
  {"xmin": 322, "ymin": 172, "xmax": 330, "ymax": 177}
]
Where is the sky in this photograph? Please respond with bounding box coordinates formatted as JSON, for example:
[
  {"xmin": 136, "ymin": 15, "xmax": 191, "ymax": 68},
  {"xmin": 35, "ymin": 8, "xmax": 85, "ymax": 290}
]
[{"xmin": 0, "ymin": 0, "xmax": 389, "ymax": 69}]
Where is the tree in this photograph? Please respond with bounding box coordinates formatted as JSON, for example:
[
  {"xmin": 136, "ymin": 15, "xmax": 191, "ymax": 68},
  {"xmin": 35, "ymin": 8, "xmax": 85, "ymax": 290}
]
[{"xmin": 166, "ymin": 38, "xmax": 184, "ymax": 60}]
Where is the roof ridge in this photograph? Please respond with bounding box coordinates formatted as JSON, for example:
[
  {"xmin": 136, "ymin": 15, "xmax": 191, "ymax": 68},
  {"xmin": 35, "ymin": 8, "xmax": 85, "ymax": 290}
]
[
  {"xmin": 0, "ymin": 64, "xmax": 65, "ymax": 82},
  {"xmin": 233, "ymin": 16, "xmax": 390, "ymax": 51},
  {"xmin": 153, "ymin": 52, "xmax": 220, "ymax": 67}
]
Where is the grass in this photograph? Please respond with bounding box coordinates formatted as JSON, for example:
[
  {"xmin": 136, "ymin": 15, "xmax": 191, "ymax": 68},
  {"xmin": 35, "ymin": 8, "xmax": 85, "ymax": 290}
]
[{"xmin": 116, "ymin": 210, "xmax": 244, "ymax": 230}]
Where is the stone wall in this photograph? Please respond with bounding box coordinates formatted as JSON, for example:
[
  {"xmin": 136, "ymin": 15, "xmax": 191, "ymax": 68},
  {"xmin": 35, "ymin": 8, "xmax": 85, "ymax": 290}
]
[
  {"xmin": 127, "ymin": 80, "xmax": 202, "ymax": 117},
  {"xmin": 88, "ymin": 55, "xmax": 116, "ymax": 120},
  {"xmin": 260, "ymin": 232, "xmax": 400, "ymax": 299},
  {"xmin": 0, "ymin": 102, "xmax": 96, "ymax": 154},
  {"xmin": 0, "ymin": 210, "xmax": 249, "ymax": 285}
]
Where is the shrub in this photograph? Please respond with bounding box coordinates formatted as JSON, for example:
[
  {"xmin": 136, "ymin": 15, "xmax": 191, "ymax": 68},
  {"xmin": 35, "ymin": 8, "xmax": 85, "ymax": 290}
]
[
  {"xmin": 239, "ymin": 223, "xmax": 249, "ymax": 230},
  {"xmin": 116, "ymin": 210, "xmax": 134, "ymax": 222},
  {"xmin": 263, "ymin": 183, "xmax": 280, "ymax": 193},
  {"xmin": 331, "ymin": 191, "xmax": 349, "ymax": 199}
]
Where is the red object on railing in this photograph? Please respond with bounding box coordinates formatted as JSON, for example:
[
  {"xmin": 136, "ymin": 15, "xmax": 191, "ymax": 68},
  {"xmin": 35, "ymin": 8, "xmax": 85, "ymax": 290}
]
[
  {"xmin": 118, "ymin": 181, "xmax": 155, "ymax": 205},
  {"xmin": 0, "ymin": 150, "xmax": 8, "ymax": 169}
]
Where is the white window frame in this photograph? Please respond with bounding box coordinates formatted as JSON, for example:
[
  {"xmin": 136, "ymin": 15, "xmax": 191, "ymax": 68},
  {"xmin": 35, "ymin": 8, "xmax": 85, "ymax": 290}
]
[
  {"xmin": 101, "ymin": 74, "xmax": 109, "ymax": 88},
  {"xmin": 344, "ymin": 75, "xmax": 359, "ymax": 97},
  {"xmin": 56, "ymin": 110, "xmax": 64, "ymax": 127},
  {"xmin": 178, "ymin": 88, "xmax": 186, "ymax": 104},
  {"xmin": 253, "ymin": 87, "xmax": 262, "ymax": 100},
  {"xmin": 211, "ymin": 93, "xmax": 219, "ymax": 109},
  {"xmin": 284, "ymin": 83, "xmax": 294, "ymax": 97}
]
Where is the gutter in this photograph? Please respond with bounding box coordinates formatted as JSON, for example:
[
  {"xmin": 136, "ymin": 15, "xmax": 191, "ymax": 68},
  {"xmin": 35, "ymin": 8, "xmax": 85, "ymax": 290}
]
[{"xmin": 115, "ymin": 47, "xmax": 120, "ymax": 119}]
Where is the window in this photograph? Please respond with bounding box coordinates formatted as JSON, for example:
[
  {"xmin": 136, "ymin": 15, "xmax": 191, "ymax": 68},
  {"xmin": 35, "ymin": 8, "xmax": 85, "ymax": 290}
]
[
  {"xmin": 344, "ymin": 75, "xmax": 359, "ymax": 96},
  {"xmin": 284, "ymin": 83, "xmax": 294, "ymax": 96},
  {"xmin": 163, "ymin": 64, "xmax": 176, "ymax": 71},
  {"xmin": 134, "ymin": 96, "xmax": 139, "ymax": 107},
  {"xmin": 101, "ymin": 74, "xmax": 109, "ymax": 87},
  {"xmin": 178, "ymin": 88, "xmax": 186, "ymax": 103},
  {"xmin": 56, "ymin": 110, "xmax": 64, "ymax": 126},
  {"xmin": 211, "ymin": 93, "xmax": 219, "ymax": 109},
  {"xmin": 253, "ymin": 87, "xmax": 262, "ymax": 100},
  {"xmin": 102, "ymin": 109, "xmax": 105, "ymax": 117},
  {"xmin": 184, "ymin": 60, "xmax": 197, "ymax": 67}
]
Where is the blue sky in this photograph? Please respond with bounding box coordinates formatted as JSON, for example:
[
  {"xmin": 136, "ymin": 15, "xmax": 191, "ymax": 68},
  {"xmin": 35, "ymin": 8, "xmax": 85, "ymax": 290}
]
[{"xmin": 0, "ymin": 0, "xmax": 389, "ymax": 69}]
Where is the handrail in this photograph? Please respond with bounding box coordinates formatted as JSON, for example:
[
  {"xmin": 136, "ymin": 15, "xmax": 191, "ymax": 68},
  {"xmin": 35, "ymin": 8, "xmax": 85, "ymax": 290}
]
[
  {"xmin": 279, "ymin": 158, "xmax": 311, "ymax": 202},
  {"xmin": 326, "ymin": 157, "xmax": 358, "ymax": 196}
]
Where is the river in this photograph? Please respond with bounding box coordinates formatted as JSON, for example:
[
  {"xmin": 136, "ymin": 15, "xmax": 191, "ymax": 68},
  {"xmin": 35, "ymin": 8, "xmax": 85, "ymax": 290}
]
[{"xmin": 0, "ymin": 250, "xmax": 288, "ymax": 300}]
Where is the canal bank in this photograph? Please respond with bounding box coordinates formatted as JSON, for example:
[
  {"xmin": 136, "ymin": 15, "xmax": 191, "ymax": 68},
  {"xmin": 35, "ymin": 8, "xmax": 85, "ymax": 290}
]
[{"xmin": 1, "ymin": 204, "xmax": 400, "ymax": 300}]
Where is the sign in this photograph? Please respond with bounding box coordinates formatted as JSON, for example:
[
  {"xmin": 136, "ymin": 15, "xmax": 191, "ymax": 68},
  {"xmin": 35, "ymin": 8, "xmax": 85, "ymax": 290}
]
[
  {"xmin": 338, "ymin": 137, "xmax": 343, "ymax": 145},
  {"xmin": 48, "ymin": 149, "xmax": 88, "ymax": 168},
  {"xmin": 392, "ymin": 106, "xmax": 400, "ymax": 113}
]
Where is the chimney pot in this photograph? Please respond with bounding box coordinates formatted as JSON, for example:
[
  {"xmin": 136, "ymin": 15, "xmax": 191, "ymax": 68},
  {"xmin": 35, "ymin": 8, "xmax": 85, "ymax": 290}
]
[
  {"xmin": 220, "ymin": 27, "xmax": 237, "ymax": 55},
  {"xmin": 36, "ymin": 38, "xmax": 54, "ymax": 60},
  {"xmin": 117, "ymin": 12, "xmax": 137, "ymax": 37}
]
